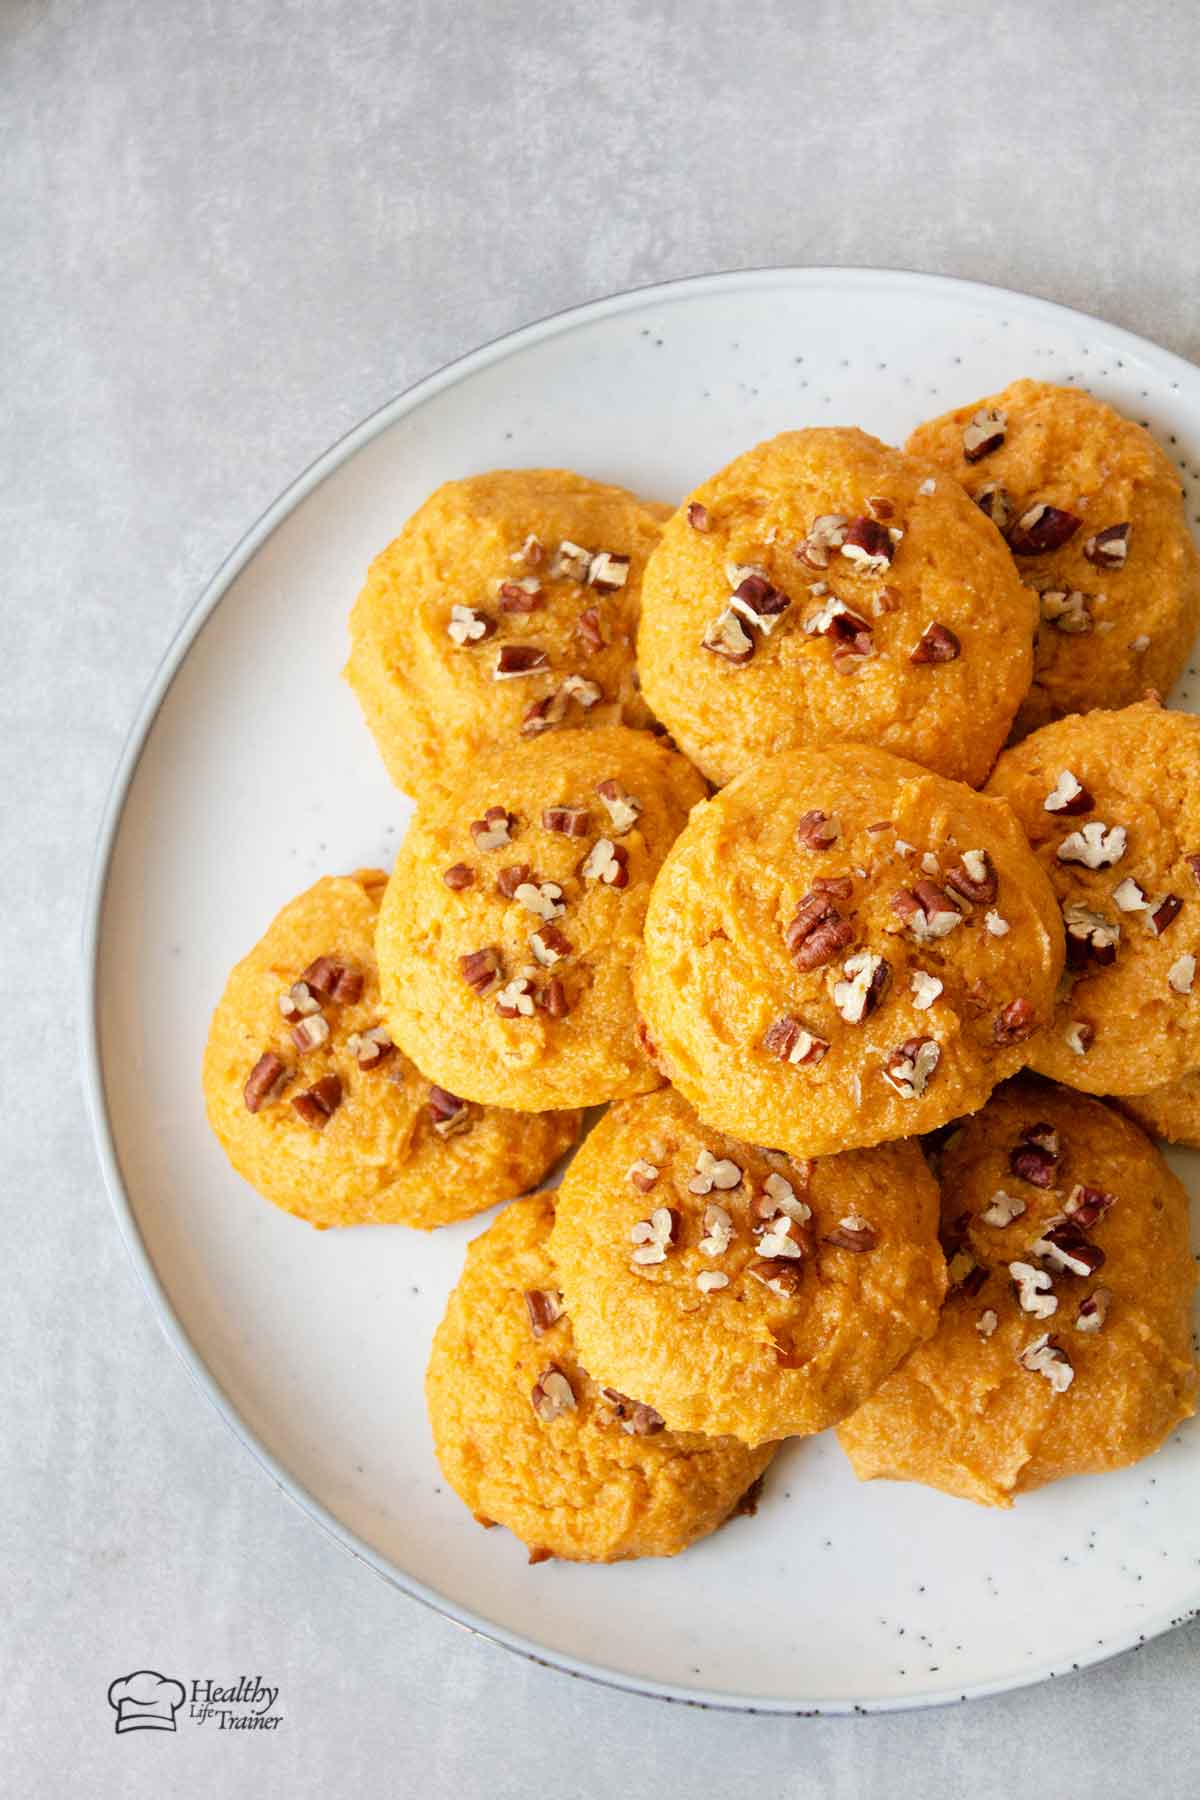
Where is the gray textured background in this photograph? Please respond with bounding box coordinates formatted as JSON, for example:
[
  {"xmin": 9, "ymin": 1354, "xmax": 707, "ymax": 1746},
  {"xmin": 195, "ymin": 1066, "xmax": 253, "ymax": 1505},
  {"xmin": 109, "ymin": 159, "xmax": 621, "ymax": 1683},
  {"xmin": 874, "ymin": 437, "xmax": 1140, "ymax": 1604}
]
[{"xmin": 6, "ymin": 0, "xmax": 1200, "ymax": 1792}]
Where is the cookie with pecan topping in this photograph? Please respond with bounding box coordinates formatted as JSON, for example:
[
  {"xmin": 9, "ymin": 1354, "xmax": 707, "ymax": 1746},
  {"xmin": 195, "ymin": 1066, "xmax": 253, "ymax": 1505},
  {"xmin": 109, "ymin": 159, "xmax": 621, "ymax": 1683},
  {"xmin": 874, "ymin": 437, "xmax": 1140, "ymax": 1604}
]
[
  {"xmin": 425, "ymin": 1191, "xmax": 773, "ymax": 1563},
  {"xmin": 636, "ymin": 427, "xmax": 1034, "ymax": 788},
  {"xmin": 345, "ymin": 469, "xmax": 668, "ymax": 794},
  {"xmin": 987, "ymin": 700, "xmax": 1200, "ymax": 1095},
  {"xmin": 635, "ymin": 744, "xmax": 1063, "ymax": 1158},
  {"xmin": 908, "ymin": 379, "xmax": 1200, "ymax": 735},
  {"xmin": 376, "ymin": 726, "xmax": 707, "ymax": 1109},
  {"xmin": 202, "ymin": 871, "xmax": 580, "ymax": 1227},
  {"xmin": 838, "ymin": 1080, "xmax": 1197, "ymax": 1506},
  {"xmin": 550, "ymin": 1087, "xmax": 945, "ymax": 1447}
]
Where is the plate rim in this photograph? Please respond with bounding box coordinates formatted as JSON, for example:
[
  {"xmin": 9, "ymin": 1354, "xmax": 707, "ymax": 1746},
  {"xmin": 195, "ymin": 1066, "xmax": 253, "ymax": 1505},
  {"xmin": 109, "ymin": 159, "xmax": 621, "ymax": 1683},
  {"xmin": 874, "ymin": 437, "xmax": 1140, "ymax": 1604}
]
[{"xmin": 79, "ymin": 262, "xmax": 1200, "ymax": 1716}]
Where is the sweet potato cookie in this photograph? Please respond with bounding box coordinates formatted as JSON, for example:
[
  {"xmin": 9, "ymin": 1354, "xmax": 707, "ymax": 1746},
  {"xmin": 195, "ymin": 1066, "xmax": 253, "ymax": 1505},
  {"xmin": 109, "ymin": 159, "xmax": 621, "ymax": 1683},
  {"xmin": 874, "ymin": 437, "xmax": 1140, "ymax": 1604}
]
[
  {"xmin": 635, "ymin": 426, "xmax": 1034, "ymax": 788},
  {"xmin": 345, "ymin": 469, "xmax": 666, "ymax": 794},
  {"xmin": 376, "ymin": 725, "xmax": 707, "ymax": 1110},
  {"xmin": 987, "ymin": 700, "xmax": 1200, "ymax": 1095},
  {"xmin": 425, "ymin": 1192, "xmax": 774, "ymax": 1563},
  {"xmin": 635, "ymin": 745, "xmax": 1063, "ymax": 1158},
  {"xmin": 1120, "ymin": 1070, "xmax": 1200, "ymax": 1147},
  {"xmin": 838, "ymin": 1081, "xmax": 1197, "ymax": 1506},
  {"xmin": 550, "ymin": 1088, "xmax": 946, "ymax": 1447},
  {"xmin": 202, "ymin": 871, "xmax": 581, "ymax": 1228},
  {"xmin": 907, "ymin": 379, "xmax": 1200, "ymax": 737}
]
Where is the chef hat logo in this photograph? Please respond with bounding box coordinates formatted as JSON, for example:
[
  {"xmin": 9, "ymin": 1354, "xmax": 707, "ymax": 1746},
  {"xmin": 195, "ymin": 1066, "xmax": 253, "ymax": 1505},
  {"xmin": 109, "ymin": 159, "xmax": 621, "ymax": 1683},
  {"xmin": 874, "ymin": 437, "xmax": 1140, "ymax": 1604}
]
[{"xmin": 107, "ymin": 1670, "xmax": 186, "ymax": 1734}]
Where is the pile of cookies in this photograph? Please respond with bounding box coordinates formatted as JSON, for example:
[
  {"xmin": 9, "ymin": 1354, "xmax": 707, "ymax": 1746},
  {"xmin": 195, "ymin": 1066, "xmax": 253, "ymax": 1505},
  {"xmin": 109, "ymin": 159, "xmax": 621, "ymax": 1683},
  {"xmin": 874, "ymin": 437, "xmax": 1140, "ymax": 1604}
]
[{"xmin": 203, "ymin": 379, "xmax": 1200, "ymax": 1565}]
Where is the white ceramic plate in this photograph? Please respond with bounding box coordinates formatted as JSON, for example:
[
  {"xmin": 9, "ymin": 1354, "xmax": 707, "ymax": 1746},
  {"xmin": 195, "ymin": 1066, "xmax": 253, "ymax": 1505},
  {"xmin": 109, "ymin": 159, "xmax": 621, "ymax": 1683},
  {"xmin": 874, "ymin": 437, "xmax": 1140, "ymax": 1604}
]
[{"xmin": 84, "ymin": 268, "xmax": 1200, "ymax": 1714}]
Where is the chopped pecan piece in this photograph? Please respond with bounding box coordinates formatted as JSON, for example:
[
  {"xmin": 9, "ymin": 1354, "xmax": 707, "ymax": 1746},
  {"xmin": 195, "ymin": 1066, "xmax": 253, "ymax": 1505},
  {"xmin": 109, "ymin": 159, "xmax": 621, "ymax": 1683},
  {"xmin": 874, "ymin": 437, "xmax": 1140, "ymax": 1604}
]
[
  {"xmin": 627, "ymin": 1158, "xmax": 659, "ymax": 1193},
  {"xmin": 291, "ymin": 1013, "xmax": 330, "ymax": 1054},
  {"xmin": 812, "ymin": 874, "xmax": 853, "ymax": 901},
  {"xmin": 442, "ymin": 862, "xmax": 475, "ymax": 890},
  {"xmin": 1007, "ymin": 503, "xmax": 1081, "ymax": 555},
  {"xmin": 1075, "ymin": 1287, "xmax": 1112, "ymax": 1333},
  {"xmin": 1169, "ymin": 953, "xmax": 1196, "ymax": 994},
  {"xmin": 1039, "ymin": 588, "xmax": 1093, "ymax": 635},
  {"xmin": 278, "ymin": 980, "xmax": 321, "ymax": 1022},
  {"xmin": 762, "ymin": 1015, "xmax": 829, "ymax": 1066},
  {"xmin": 994, "ymin": 997, "xmax": 1037, "ymax": 1045},
  {"xmin": 524, "ymin": 1289, "xmax": 565, "ymax": 1337},
  {"xmin": 497, "ymin": 578, "xmax": 543, "ymax": 613},
  {"xmin": 794, "ymin": 807, "xmax": 840, "ymax": 850},
  {"xmin": 891, "ymin": 881, "xmax": 962, "ymax": 941},
  {"xmin": 909, "ymin": 621, "xmax": 961, "ymax": 664},
  {"xmin": 495, "ymin": 972, "xmax": 536, "ymax": 1017},
  {"xmin": 1064, "ymin": 1184, "xmax": 1116, "ymax": 1229},
  {"xmin": 574, "ymin": 606, "xmax": 606, "ymax": 653},
  {"xmin": 1016, "ymin": 1333, "xmax": 1074, "ymax": 1391},
  {"xmin": 687, "ymin": 501, "xmax": 711, "ymax": 531},
  {"xmin": 630, "ymin": 1205, "xmax": 679, "ymax": 1266},
  {"xmin": 447, "ymin": 603, "xmax": 495, "ymax": 645},
  {"xmin": 347, "ymin": 1026, "xmax": 394, "ymax": 1068},
  {"xmin": 1083, "ymin": 523, "xmax": 1130, "ymax": 569},
  {"xmin": 552, "ymin": 540, "xmax": 592, "ymax": 582},
  {"xmin": 1057, "ymin": 821, "xmax": 1127, "ymax": 869},
  {"xmin": 748, "ymin": 1257, "xmax": 803, "ymax": 1297},
  {"xmin": 1010, "ymin": 1260, "xmax": 1057, "ymax": 1318},
  {"xmin": 514, "ymin": 532, "xmax": 544, "ymax": 567},
  {"xmin": 730, "ymin": 572, "xmax": 790, "ymax": 635},
  {"xmin": 1062, "ymin": 901, "xmax": 1120, "ymax": 970},
  {"xmin": 1009, "ymin": 1122, "xmax": 1060, "ymax": 1186},
  {"xmin": 882, "ymin": 1035, "xmax": 940, "ymax": 1099},
  {"xmin": 291, "ymin": 1073, "xmax": 343, "ymax": 1130},
  {"xmin": 581, "ymin": 837, "xmax": 629, "ymax": 887},
  {"xmin": 1187, "ymin": 853, "xmax": 1200, "ymax": 888},
  {"xmin": 513, "ymin": 879, "xmax": 565, "ymax": 921},
  {"xmin": 1043, "ymin": 769, "xmax": 1093, "ymax": 815},
  {"xmin": 494, "ymin": 643, "xmax": 550, "ymax": 680},
  {"xmin": 981, "ymin": 1190, "xmax": 1026, "ymax": 1227},
  {"xmin": 459, "ymin": 947, "xmax": 503, "ymax": 996},
  {"xmin": 594, "ymin": 779, "xmax": 641, "ymax": 836},
  {"xmin": 537, "ymin": 976, "xmax": 570, "ymax": 1018},
  {"xmin": 1147, "ymin": 894, "xmax": 1183, "ymax": 936},
  {"xmin": 962, "ymin": 406, "xmax": 1006, "ymax": 462},
  {"xmin": 832, "ymin": 951, "xmax": 890, "ymax": 1023},
  {"xmin": 470, "ymin": 806, "xmax": 515, "ymax": 851},
  {"xmin": 531, "ymin": 1366, "xmax": 576, "ymax": 1422},
  {"xmin": 784, "ymin": 890, "xmax": 856, "ymax": 970},
  {"xmin": 702, "ymin": 607, "xmax": 755, "ymax": 663},
  {"xmin": 587, "ymin": 550, "xmax": 630, "ymax": 592},
  {"xmin": 1064, "ymin": 1019, "xmax": 1095, "ymax": 1056},
  {"xmin": 796, "ymin": 513, "xmax": 849, "ymax": 569},
  {"xmin": 946, "ymin": 848, "xmax": 997, "ymax": 905},
  {"xmin": 529, "ymin": 924, "xmax": 572, "ymax": 966},
  {"xmin": 840, "ymin": 515, "xmax": 898, "ymax": 572},
  {"xmin": 805, "ymin": 594, "xmax": 873, "ymax": 657},
  {"xmin": 300, "ymin": 956, "xmax": 351, "ymax": 1001},
  {"xmin": 823, "ymin": 1215, "xmax": 878, "ymax": 1252},
  {"xmin": 542, "ymin": 805, "xmax": 590, "ymax": 836},
  {"xmin": 1032, "ymin": 1221, "xmax": 1106, "ymax": 1278},
  {"xmin": 561, "ymin": 672, "xmax": 602, "ymax": 710},
  {"xmin": 867, "ymin": 494, "xmax": 895, "ymax": 520},
  {"xmin": 688, "ymin": 1149, "xmax": 742, "ymax": 1195},
  {"xmin": 427, "ymin": 1085, "xmax": 471, "ymax": 1137},
  {"xmin": 243, "ymin": 1051, "xmax": 289, "ymax": 1113},
  {"xmin": 974, "ymin": 482, "xmax": 1013, "ymax": 530},
  {"xmin": 602, "ymin": 1388, "xmax": 665, "ymax": 1435},
  {"xmin": 496, "ymin": 862, "xmax": 533, "ymax": 899},
  {"xmin": 519, "ymin": 690, "xmax": 568, "ymax": 737}
]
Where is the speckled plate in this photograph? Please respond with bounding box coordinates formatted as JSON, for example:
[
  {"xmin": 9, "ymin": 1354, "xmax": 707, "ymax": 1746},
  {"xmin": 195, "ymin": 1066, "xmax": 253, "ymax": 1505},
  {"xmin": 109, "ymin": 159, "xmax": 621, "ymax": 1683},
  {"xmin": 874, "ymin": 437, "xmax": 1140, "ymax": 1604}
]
[{"xmin": 83, "ymin": 268, "xmax": 1200, "ymax": 1713}]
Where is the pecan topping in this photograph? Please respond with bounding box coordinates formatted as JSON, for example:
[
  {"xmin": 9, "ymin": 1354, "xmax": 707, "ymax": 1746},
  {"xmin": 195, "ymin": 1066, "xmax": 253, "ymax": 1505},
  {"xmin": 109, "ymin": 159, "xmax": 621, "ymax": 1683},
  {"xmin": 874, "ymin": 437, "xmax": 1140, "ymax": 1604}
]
[
  {"xmin": 687, "ymin": 501, "xmax": 711, "ymax": 532},
  {"xmin": 291, "ymin": 1073, "xmax": 343, "ymax": 1130},
  {"xmin": 347, "ymin": 1025, "xmax": 394, "ymax": 1068},
  {"xmin": 442, "ymin": 862, "xmax": 475, "ymax": 890},
  {"xmin": 910, "ymin": 970, "xmax": 943, "ymax": 1010},
  {"xmin": 745, "ymin": 1258, "xmax": 799, "ymax": 1298},
  {"xmin": 630, "ymin": 1205, "xmax": 679, "ymax": 1266},
  {"xmin": 1186, "ymin": 853, "xmax": 1200, "ymax": 888},
  {"xmin": 1062, "ymin": 901, "xmax": 1120, "ymax": 970},
  {"xmin": 495, "ymin": 972, "xmax": 536, "ymax": 1016},
  {"xmin": 279, "ymin": 980, "xmax": 321, "ymax": 1022},
  {"xmin": 513, "ymin": 879, "xmax": 565, "ymax": 921},
  {"xmin": 696, "ymin": 1270, "xmax": 729, "ymax": 1294},
  {"xmin": 243, "ymin": 1051, "xmax": 289, "ymax": 1113},
  {"xmin": 530, "ymin": 924, "xmax": 572, "ymax": 966},
  {"xmin": 832, "ymin": 951, "xmax": 889, "ymax": 1024},
  {"xmin": 1147, "ymin": 894, "xmax": 1183, "ymax": 936},
  {"xmin": 519, "ymin": 690, "xmax": 567, "ymax": 737},
  {"xmin": 1169, "ymin": 953, "xmax": 1196, "ymax": 994},
  {"xmin": 1017, "ymin": 1333, "xmax": 1074, "ymax": 1390},
  {"xmin": 537, "ymin": 976, "xmax": 570, "ymax": 1018},
  {"xmin": 602, "ymin": 1388, "xmax": 665, "ymax": 1435},
  {"xmin": 543, "ymin": 805, "xmax": 591, "ymax": 836},
  {"xmin": 447, "ymin": 603, "xmax": 495, "ymax": 645},
  {"xmin": 587, "ymin": 550, "xmax": 630, "ymax": 593},
  {"xmin": 291, "ymin": 1013, "xmax": 330, "ymax": 1054},
  {"xmin": 531, "ymin": 1366, "xmax": 576, "ymax": 1422},
  {"xmin": 757, "ymin": 1212, "xmax": 807, "ymax": 1259},
  {"xmin": 627, "ymin": 1158, "xmax": 659, "ymax": 1193},
  {"xmin": 805, "ymin": 594, "xmax": 873, "ymax": 657},
  {"xmin": 985, "ymin": 910, "xmax": 1010, "ymax": 936},
  {"xmin": 595, "ymin": 779, "xmax": 642, "ymax": 835},
  {"xmin": 1032, "ymin": 1221, "xmax": 1106, "ymax": 1279},
  {"xmin": 891, "ymin": 881, "xmax": 962, "ymax": 941},
  {"xmin": 1112, "ymin": 877, "xmax": 1148, "ymax": 912},
  {"xmin": 867, "ymin": 494, "xmax": 895, "ymax": 520},
  {"xmin": 524, "ymin": 1289, "xmax": 564, "ymax": 1337},
  {"xmin": 974, "ymin": 482, "xmax": 1013, "ymax": 530},
  {"xmin": 812, "ymin": 874, "xmax": 853, "ymax": 901},
  {"xmin": 1075, "ymin": 1287, "xmax": 1112, "ymax": 1333},
  {"xmin": 794, "ymin": 808, "xmax": 840, "ymax": 850},
  {"xmin": 1007, "ymin": 503, "xmax": 1082, "ymax": 555},
  {"xmin": 840, "ymin": 515, "xmax": 897, "ymax": 572},
  {"xmin": 1039, "ymin": 588, "xmax": 1093, "ymax": 635},
  {"xmin": 459, "ymin": 947, "xmax": 503, "ymax": 996},
  {"xmin": 1064, "ymin": 1184, "xmax": 1116, "ymax": 1228},
  {"xmin": 762, "ymin": 1015, "xmax": 829, "ymax": 1066},
  {"xmin": 301, "ymin": 957, "xmax": 361, "ymax": 1003},
  {"xmin": 962, "ymin": 406, "xmax": 1006, "ymax": 462},
  {"xmin": 702, "ymin": 606, "xmax": 755, "ymax": 664},
  {"xmin": 497, "ymin": 577, "xmax": 543, "ymax": 613},
  {"xmin": 423, "ymin": 1085, "xmax": 468, "ymax": 1138},
  {"xmin": 730, "ymin": 572, "xmax": 791, "ymax": 635},
  {"xmin": 698, "ymin": 1202, "xmax": 734, "ymax": 1256},
  {"xmin": 994, "ymin": 997, "xmax": 1037, "ymax": 1044},
  {"xmin": 688, "ymin": 1149, "xmax": 743, "ymax": 1194},
  {"xmin": 494, "ymin": 643, "xmax": 550, "ymax": 680},
  {"xmin": 574, "ymin": 606, "xmax": 606, "ymax": 653},
  {"xmin": 1043, "ymin": 769, "xmax": 1093, "ymax": 815},
  {"xmin": 909, "ymin": 621, "xmax": 961, "ymax": 664},
  {"xmin": 496, "ymin": 862, "xmax": 533, "ymax": 899},
  {"xmin": 513, "ymin": 533, "xmax": 544, "ymax": 567},
  {"xmin": 824, "ymin": 1215, "xmax": 878, "ymax": 1252},
  {"xmin": 946, "ymin": 848, "xmax": 997, "ymax": 906},
  {"xmin": 1064, "ymin": 1019, "xmax": 1095, "ymax": 1056},
  {"xmin": 759, "ymin": 1169, "xmax": 812, "ymax": 1221},
  {"xmin": 470, "ymin": 806, "xmax": 514, "ymax": 851},
  {"xmin": 1057, "ymin": 821, "xmax": 1127, "ymax": 868},
  {"xmin": 784, "ymin": 890, "xmax": 856, "ymax": 970},
  {"xmin": 796, "ymin": 513, "xmax": 849, "ymax": 569},
  {"xmin": 581, "ymin": 837, "xmax": 629, "ymax": 887},
  {"xmin": 882, "ymin": 1035, "xmax": 940, "ymax": 1099},
  {"xmin": 561, "ymin": 672, "xmax": 602, "ymax": 710},
  {"xmin": 1083, "ymin": 523, "xmax": 1130, "ymax": 570},
  {"xmin": 1009, "ymin": 1122, "xmax": 1060, "ymax": 1186},
  {"xmin": 981, "ymin": 1190, "xmax": 1026, "ymax": 1227},
  {"xmin": 977, "ymin": 1308, "xmax": 999, "ymax": 1339},
  {"xmin": 552, "ymin": 540, "xmax": 592, "ymax": 583},
  {"xmin": 1010, "ymin": 1260, "xmax": 1057, "ymax": 1318}
]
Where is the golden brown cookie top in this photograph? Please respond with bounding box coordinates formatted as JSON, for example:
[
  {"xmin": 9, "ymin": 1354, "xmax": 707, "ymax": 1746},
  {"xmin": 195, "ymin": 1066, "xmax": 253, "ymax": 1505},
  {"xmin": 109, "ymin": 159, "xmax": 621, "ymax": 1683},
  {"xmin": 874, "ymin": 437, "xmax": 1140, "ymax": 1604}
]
[
  {"xmin": 202, "ymin": 871, "xmax": 581, "ymax": 1228},
  {"xmin": 635, "ymin": 743, "xmax": 1064, "ymax": 1159},
  {"xmin": 635, "ymin": 426, "xmax": 1035, "ymax": 787},
  {"xmin": 907, "ymin": 379, "xmax": 1200, "ymax": 735},
  {"xmin": 838, "ymin": 1080, "xmax": 1198, "ymax": 1506},
  {"xmin": 550, "ymin": 1087, "xmax": 946, "ymax": 1446},
  {"xmin": 1118, "ymin": 1069, "xmax": 1200, "ymax": 1149},
  {"xmin": 376, "ymin": 725, "xmax": 708, "ymax": 1110},
  {"xmin": 344, "ymin": 469, "xmax": 667, "ymax": 794},
  {"xmin": 424, "ymin": 1191, "xmax": 774, "ymax": 1563},
  {"xmin": 987, "ymin": 700, "xmax": 1200, "ymax": 1094}
]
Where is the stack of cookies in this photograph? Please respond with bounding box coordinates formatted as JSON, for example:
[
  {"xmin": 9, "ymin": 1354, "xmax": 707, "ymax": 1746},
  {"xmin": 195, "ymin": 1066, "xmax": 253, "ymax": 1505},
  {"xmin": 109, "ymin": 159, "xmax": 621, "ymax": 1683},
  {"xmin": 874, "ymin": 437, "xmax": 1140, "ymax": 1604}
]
[{"xmin": 203, "ymin": 383, "xmax": 1200, "ymax": 1566}]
